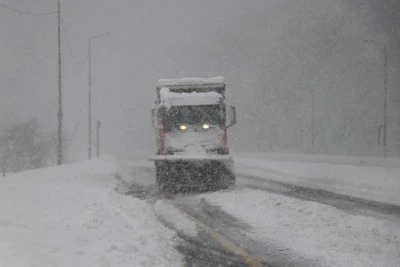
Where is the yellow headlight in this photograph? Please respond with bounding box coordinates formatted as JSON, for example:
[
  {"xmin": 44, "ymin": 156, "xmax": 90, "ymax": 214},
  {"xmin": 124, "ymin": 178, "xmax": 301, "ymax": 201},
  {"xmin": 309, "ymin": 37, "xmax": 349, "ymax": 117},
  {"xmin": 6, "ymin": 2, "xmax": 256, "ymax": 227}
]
[
  {"xmin": 202, "ymin": 124, "xmax": 210, "ymax": 129},
  {"xmin": 179, "ymin": 125, "xmax": 187, "ymax": 130}
]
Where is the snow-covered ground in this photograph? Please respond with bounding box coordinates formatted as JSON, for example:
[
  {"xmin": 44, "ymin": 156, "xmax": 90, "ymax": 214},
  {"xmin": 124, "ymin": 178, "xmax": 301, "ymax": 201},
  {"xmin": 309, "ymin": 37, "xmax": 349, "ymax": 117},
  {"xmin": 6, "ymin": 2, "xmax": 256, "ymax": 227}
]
[
  {"xmin": 1, "ymin": 152, "xmax": 399, "ymax": 266},
  {"xmin": 0, "ymin": 159, "xmax": 181, "ymax": 267},
  {"xmin": 202, "ymin": 188, "xmax": 400, "ymax": 267},
  {"xmin": 235, "ymin": 152, "xmax": 400, "ymax": 206}
]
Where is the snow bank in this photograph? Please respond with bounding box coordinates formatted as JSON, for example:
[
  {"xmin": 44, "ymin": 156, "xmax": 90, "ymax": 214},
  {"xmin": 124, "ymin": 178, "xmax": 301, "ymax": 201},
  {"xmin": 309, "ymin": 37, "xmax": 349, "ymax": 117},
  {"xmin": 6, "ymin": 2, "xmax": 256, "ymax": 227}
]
[
  {"xmin": 0, "ymin": 160, "xmax": 181, "ymax": 267},
  {"xmin": 154, "ymin": 200, "xmax": 198, "ymax": 238},
  {"xmin": 115, "ymin": 160, "xmax": 155, "ymax": 187},
  {"xmin": 236, "ymin": 153, "xmax": 400, "ymax": 206},
  {"xmin": 204, "ymin": 189, "xmax": 400, "ymax": 267}
]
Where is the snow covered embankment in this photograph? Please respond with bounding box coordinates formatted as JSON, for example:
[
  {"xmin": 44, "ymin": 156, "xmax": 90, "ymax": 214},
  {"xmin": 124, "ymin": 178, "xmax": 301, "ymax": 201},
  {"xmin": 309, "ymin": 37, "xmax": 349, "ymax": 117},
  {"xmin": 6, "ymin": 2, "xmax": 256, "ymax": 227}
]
[
  {"xmin": 236, "ymin": 153, "xmax": 400, "ymax": 206},
  {"xmin": 0, "ymin": 160, "xmax": 181, "ymax": 267}
]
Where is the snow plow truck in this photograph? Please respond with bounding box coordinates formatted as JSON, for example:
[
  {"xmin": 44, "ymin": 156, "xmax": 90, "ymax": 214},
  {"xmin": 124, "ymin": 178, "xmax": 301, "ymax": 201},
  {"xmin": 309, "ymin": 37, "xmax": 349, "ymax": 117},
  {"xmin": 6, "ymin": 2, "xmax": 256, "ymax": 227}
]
[{"xmin": 150, "ymin": 77, "xmax": 236, "ymax": 192}]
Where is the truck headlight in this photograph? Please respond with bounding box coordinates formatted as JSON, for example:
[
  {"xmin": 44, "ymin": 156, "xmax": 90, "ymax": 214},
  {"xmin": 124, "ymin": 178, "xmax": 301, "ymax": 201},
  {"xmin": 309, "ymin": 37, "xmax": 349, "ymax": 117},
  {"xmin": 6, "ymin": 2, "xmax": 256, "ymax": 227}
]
[
  {"xmin": 202, "ymin": 124, "xmax": 210, "ymax": 130},
  {"xmin": 179, "ymin": 125, "xmax": 187, "ymax": 130}
]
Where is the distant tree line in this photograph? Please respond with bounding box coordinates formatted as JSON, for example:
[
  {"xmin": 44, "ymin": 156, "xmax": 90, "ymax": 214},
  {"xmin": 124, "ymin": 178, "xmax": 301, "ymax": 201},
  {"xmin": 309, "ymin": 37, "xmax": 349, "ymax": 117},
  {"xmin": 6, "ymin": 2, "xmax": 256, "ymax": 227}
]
[{"xmin": 0, "ymin": 119, "xmax": 60, "ymax": 174}]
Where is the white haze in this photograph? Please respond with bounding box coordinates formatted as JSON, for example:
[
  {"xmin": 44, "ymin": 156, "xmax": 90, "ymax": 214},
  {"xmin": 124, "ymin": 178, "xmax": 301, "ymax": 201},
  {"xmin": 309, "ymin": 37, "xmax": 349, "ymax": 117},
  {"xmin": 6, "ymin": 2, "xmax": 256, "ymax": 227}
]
[{"xmin": 0, "ymin": 0, "xmax": 399, "ymax": 162}]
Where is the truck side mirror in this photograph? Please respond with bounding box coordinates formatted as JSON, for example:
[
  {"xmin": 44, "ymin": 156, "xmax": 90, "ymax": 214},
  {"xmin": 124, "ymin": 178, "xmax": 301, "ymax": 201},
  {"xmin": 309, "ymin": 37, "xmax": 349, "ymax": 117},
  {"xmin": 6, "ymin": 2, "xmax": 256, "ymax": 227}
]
[{"xmin": 226, "ymin": 105, "xmax": 236, "ymax": 127}]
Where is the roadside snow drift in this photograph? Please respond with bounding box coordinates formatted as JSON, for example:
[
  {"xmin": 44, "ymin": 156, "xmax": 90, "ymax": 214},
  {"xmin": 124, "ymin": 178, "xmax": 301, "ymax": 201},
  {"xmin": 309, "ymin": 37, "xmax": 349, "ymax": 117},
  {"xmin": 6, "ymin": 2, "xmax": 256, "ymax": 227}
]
[
  {"xmin": 154, "ymin": 200, "xmax": 198, "ymax": 238},
  {"xmin": 0, "ymin": 160, "xmax": 181, "ymax": 267}
]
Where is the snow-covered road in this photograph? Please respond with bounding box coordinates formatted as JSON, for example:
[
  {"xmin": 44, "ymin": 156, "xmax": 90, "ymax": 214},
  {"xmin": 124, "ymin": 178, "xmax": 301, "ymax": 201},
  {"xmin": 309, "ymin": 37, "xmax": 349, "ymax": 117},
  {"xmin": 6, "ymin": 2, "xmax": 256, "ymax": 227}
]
[
  {"xmin": 119, "ymin": 155, "xmax": 400, "ymax": 266},
  {"xmin": 1, "ymin": 154, "xmax": 399, "ymax": 266}
]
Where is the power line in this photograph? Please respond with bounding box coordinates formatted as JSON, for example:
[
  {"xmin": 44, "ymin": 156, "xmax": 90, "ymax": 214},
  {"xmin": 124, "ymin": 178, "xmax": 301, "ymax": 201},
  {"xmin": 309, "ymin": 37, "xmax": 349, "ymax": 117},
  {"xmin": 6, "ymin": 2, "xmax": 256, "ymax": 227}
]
[
  {"xmin": 1, "ymin": 1, "xmax": 86, "ymax": 66},
  {"xmin": 0, "ymin": 1, "xmax": 57, "ymax": 16}
]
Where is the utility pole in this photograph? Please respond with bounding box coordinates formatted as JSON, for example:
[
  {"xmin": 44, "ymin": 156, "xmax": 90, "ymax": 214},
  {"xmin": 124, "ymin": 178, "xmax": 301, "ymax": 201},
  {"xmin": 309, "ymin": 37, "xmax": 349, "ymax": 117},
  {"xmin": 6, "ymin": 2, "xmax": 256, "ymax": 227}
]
[
  {"xmin": 88, "ymin": 38, "xmax": 92, "ymax": 160},
  {"xmin": 301, "ymin": 129, "xmax": 304, "ymax": 152},
  {"xmin": 0, "ymin": 2, "xmax": 62, "ymax": 164},
  {"xmin": 96, "ymin": 120, "xmax": 101, "ymax": 158},
  {"xmin": 311, "ymin": 85, "xmax": 315, "ymax": 151},
  {"xmin": 57, "ymin": 0, "xmax": 63, "ymax": 165},
  {"xmin": 1, "ymin": 155, "xmax": 5, "ymax": 177},
  {"xmin": 88, "ymin": 32, "xmax": 110, "ymax": 160},
  {"xmin": 383, "ymin": 44, "xmax": 387, "ymax": 158},
  {"xmin": 365, "ymin": 40, "xmax": 387, "ymax": 157}
]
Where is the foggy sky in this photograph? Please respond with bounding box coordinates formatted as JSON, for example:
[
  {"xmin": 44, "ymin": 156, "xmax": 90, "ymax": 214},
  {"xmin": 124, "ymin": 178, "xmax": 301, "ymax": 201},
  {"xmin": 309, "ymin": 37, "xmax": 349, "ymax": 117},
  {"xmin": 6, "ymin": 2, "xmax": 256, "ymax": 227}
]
[{"xmin": 0, "ymin": 0, "xmax": 399, "ymax": 161}]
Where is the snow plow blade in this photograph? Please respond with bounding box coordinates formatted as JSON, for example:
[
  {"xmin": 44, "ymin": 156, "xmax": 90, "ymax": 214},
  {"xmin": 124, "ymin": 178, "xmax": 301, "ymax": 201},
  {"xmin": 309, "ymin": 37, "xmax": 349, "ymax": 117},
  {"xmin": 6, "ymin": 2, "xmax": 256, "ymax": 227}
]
[{"xmin": 150, "ymin": 155, "xmax": 235, "ymax": 193}]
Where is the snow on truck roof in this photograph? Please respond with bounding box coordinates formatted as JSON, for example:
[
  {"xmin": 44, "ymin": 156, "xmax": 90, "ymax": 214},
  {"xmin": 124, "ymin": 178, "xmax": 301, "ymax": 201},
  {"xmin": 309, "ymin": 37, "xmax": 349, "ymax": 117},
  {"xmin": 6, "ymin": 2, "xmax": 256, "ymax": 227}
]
[
  {"xmin": 159, "ymin": 87, "xmax": 223, "ymax": 107},
  {"xmin": 157, "ymin": 76, "xmax": 225, "ymax": 88}
]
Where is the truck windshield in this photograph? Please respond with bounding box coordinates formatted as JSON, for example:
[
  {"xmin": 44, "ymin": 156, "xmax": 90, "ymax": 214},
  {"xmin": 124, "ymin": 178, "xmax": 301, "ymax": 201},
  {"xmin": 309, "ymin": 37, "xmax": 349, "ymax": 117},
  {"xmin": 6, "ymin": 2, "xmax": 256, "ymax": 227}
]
[{"xmin": 164, "ymin": 105, "xmax": 224, "ymax": 129}]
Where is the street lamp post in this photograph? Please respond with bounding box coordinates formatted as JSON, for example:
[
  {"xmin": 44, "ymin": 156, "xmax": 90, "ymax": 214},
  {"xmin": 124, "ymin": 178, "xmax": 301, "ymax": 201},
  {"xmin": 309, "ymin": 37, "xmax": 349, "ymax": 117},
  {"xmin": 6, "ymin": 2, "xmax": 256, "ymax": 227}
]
[
  {"xmin": 57, "ymin": 0, "xmax": 63, "ymax": 165},
  {"xmin": 88, "ymin": 32, "xmax": 110, "ymax": 160},
  {"xmin": 96, "ymin": 120, "xmax": 101, "ymax": 158},
  {"xmin": 311, "ymin": 85, "xmax": 315, "ymax": 150},
  {"xmin": 365, "ymin": 40, "xmax": 387, "ymax": 157}
]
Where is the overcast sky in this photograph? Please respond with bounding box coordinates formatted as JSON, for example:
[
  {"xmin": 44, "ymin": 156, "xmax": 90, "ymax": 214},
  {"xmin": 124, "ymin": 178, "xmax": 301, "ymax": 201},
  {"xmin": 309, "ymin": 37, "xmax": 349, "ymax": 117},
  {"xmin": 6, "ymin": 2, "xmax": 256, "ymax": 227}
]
[{"xmin": 1, "ymin": 0, "xmax": 399, "ymax": 161}]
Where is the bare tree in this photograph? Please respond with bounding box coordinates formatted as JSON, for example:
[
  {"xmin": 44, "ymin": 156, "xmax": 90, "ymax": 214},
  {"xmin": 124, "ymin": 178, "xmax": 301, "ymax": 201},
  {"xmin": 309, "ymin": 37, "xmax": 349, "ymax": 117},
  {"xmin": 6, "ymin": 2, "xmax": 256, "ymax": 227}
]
[{"xmin": 0, "ymin": 120, "xmax": 56, "ymax": 173}]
